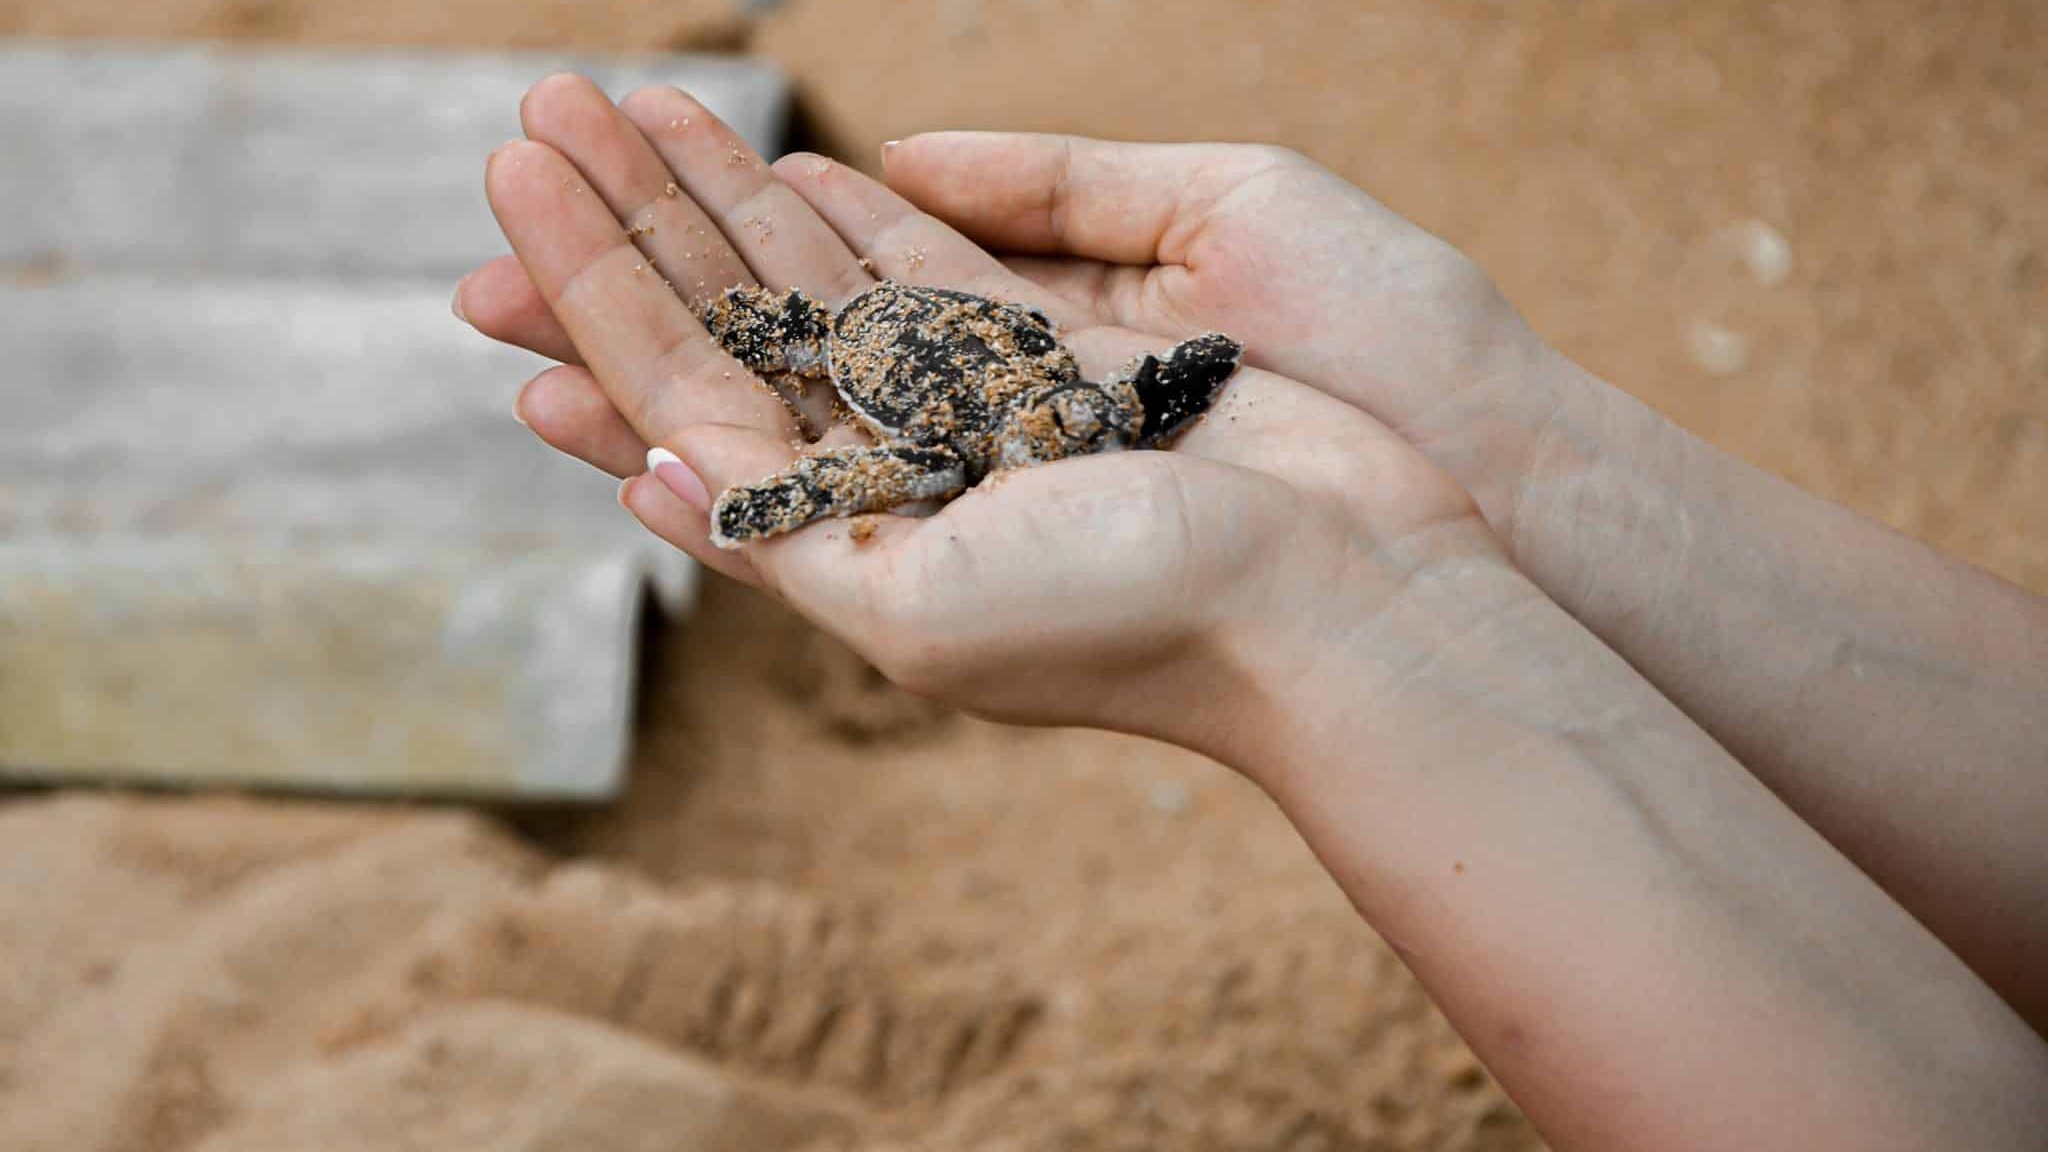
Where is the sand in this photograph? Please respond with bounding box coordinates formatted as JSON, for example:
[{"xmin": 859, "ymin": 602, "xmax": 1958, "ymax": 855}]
[
  {"xmin": 0, "ymin": 587, "xmax": 1526, "ymax": 1150},
  {"xmin": 3, "ymin": 0, "xmax": 2044, "ymax": 1148}
]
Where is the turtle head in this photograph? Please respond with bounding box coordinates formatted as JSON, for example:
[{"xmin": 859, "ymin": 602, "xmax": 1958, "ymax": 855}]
[{"xmin": 994, "ymin": 381, "xmax": 1139, "ymax": 469}]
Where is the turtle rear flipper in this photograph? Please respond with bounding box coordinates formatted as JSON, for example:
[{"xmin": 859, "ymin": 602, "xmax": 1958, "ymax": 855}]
[
  {"xmin": 711, "ymin": 445, "xmax": 968, "ymax": 548},
  {"xmin": 1128, "ymin": 333, "xmax": 1243, "ymax": 447}
]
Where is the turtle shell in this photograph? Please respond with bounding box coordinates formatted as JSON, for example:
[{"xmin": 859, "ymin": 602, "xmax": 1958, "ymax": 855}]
[{"xmin": 827, "ymin": 282, "xmax": 1082, "ymax": 454}]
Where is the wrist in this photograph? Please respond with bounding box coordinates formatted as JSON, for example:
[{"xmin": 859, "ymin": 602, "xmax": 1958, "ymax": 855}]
[
  {"xmin": 1396, "ymin": 322, "xmax": 1675, "ymax": 582},
  {"xmin": 1201, "ymin": 512, "xmax": 1545, "ymax": 795},
  {"xmin": 1510, "ymin": 359, "xmax": 1699, "ymax": 586}
]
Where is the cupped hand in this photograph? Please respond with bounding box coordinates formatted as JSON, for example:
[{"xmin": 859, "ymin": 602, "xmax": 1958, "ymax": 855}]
[
  {"xmin": 464, "ymin": 78, "xmax": 1498, "ymax": 754},
  {"xmin": 876, "ymin": 134, "xmax": 1587, "ymax": 532},
  {"xmin": 882, "ymin": 134, "xmax": 1541, "ymax": 428},
  {"xmin": 466, "ymin": 128, "xmax": 1568, "ymax": 535}
]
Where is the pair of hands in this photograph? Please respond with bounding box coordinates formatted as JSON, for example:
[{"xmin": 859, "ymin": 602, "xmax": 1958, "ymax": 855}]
[
  {"xmin": 461, "ymin": 78, "xmax": 2048, "ymax": 1149},
  {"xmin": 458, "ymin": 75, "xmax": 1545, "ymax": 763}
]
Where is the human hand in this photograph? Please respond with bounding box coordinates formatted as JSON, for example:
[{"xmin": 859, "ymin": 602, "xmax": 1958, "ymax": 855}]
[
  {"xmin": 874, "ymin": 133, "xmax": 1572, "ymax": 526},
  {"xmin": 463, "ymin": 77, "xmax": 1503, "ymax": 759},
  {"xmin": 463, "ymin": 129, "xmax": 1570, "ymax": 537}
]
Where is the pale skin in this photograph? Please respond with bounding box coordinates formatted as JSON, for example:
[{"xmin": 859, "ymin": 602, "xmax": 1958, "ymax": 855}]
[{"xmin": 456, "ymin": 76, "xmax": 2048, "ymax": 1149}]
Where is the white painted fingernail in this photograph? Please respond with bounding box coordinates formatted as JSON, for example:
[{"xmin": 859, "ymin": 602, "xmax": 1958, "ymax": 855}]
[{"xmin": 646, "ymin": 447, "xmax": 710, "ymax": 512}]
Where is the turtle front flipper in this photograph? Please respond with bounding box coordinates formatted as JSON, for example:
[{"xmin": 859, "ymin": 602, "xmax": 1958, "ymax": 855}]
[
  {"xmin": 1127, "ymin": 333, "xmax": 1244, "ymax": 447},
  {"xmin": 702, "ymin": 286, "xmax": 834, "ymax": 377},
  {"xmin": 711, "ymin": 445, "xmax": 968, "ymax": 549}
]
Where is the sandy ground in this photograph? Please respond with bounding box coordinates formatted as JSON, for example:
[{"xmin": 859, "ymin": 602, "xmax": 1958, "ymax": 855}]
[
  {"xmin": 1, "ymin": 590, "xmax": 1526, "ymax": 1150},
  {"xmin": 3, "ymin": 0, "xmax": 2044, "ymax": 1149}
]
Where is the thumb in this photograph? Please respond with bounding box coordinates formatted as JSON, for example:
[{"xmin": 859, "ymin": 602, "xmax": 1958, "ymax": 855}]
[{"xmin": 881, "ymin": 132, "xmax": 1271, "ymax": 266}]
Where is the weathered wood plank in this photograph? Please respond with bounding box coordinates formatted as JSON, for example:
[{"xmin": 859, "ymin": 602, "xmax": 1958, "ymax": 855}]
[
  {"xmin": 0, "ymin": 276, "xmax": 695, "ymax": 797},
  {"xmin": 0, "ymin": 41, "xmax": 785, "ymax": 796},
  {"xmin": 0, "ymin": 40, "xmax": 788, "ymax": 276},
  {"xmin": 2, "ymin": 276, "xmax": 688, "ymax": 561}
]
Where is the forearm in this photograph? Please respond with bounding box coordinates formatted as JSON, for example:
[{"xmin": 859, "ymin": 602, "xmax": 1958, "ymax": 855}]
[
  {"xmin": 1221, "ymin": 549, "xmax": 2048, "ymax": 1150},
  {"xmin": 1447, "ymin": 349, "xmax": 2048, "ymax": 1027}
]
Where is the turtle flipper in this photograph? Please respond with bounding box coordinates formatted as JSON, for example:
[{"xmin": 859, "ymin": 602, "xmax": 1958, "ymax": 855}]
[
  {"xmin": 710, "ymin": 445, "xmax": 968, "ymax": 549},
  {"xmin": 1128, "ymin": 333, "xmax": 1243, "ymax": 448},
  {"xmin": 702, "ymin": 286, "xmax": 834, "ymax": 377}
]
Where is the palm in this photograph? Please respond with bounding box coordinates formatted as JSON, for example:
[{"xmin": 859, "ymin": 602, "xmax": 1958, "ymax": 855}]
[{"xmin": 862, "ymin": 450, "xmax": 1285, "ymax": 723}]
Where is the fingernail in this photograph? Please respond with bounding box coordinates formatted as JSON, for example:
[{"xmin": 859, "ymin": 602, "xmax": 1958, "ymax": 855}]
[
  {"xmin": 646, "ymin": 447, "xmax": 710, "ymax": 512},
  {"xmin": 512, "ymin": 373, "xmax": 542, "ymax": 427},
  {"xmin": 617, "ymin": 474, "xmax": 635, "ymax": 509},
  {"xmin": 451, "ymin": 276, "xmax": 471, "ymax": 324},
  {"xmin": 881, "ymin": 139, "xmax": 902, "ymax": 159}
]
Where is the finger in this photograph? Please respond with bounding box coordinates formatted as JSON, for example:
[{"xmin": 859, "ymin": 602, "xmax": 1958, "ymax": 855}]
[
  {"xmin": 485, "ymin": 139, "xmax": 796, "ymax": 445},
  {"xmin": 520, "ymin": 74, "xmax": 758, "ymax": 311},
  {"xmin": 514, "ymin": 364, "xmax": 647, "ymax": 478},
  {"xmin": 618, "ymin": 470, "xmax": 761, "ymax": 587},
  {"xmin": 881, "ymin": 132, "xmax": 1272, "ymax": 265},
  {"xmin": 457, "ymin": 255, "xmax": 582, "ymax": 365},
  {"xmin": 616, "ymin": 88, "xmax": 874, "ymax": 435},
  {"xmin": 777, "ymin": 152, "xmax": 1089, "ymax": 327},
  {"xmin": 997, "ymin": 253, "xmax": 1155, "ymax": 331},
  {"xmin": 618, "ymin": 87, "xmax": 874, "ymax": 309}
]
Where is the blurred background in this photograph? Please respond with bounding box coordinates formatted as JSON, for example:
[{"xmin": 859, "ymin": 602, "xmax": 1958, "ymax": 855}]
[{"xmin": 1, "ymin": 2, "xmax": 2041, "ymax": 1150}]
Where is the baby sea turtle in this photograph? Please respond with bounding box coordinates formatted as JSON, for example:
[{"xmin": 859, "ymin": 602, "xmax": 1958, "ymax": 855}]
[{"xmin": 699, "ymin": 280, "xmax": 1243, "ymax": 547}]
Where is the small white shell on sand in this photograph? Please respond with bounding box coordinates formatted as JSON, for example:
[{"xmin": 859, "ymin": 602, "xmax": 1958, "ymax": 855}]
[{"xmin": 1686, "ymin": 318, "xmax": 1751, "ymax": 377}]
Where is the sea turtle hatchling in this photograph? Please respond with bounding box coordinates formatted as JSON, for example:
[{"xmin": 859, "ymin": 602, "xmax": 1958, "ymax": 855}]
[{"xmin": 698, "ymin": 280, "xmax": 1243, "ymax": 548}]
